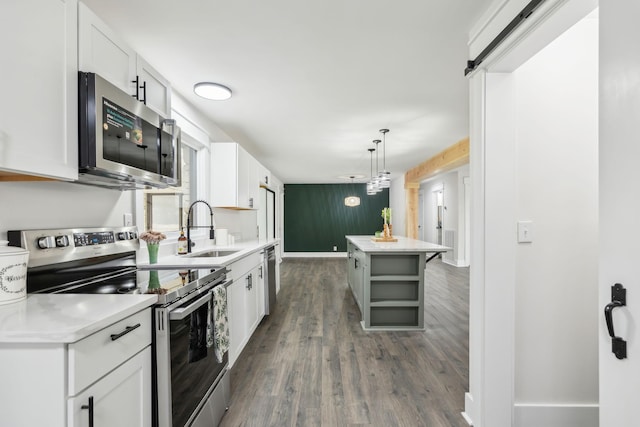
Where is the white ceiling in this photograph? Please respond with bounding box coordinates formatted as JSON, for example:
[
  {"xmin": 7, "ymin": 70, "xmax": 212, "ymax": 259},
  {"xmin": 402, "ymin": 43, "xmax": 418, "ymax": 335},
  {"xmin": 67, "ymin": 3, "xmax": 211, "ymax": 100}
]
[{"xmin": 82, "ymin": 0, "xmax": 492, "ymax": 184}]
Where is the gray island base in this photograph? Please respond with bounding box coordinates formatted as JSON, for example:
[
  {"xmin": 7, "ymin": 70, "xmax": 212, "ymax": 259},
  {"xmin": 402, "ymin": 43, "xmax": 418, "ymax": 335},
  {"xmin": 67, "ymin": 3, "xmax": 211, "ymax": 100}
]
[{"xmin": 346, "ymin": 235, "xmax": 450, "ymax": 331}]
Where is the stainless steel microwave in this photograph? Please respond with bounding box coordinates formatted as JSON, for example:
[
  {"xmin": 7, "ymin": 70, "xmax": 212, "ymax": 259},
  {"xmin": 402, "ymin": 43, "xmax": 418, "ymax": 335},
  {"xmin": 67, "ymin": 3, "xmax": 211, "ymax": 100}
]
[{"xmin": 78, "ymin": 72, "xmax": 181, "ymax": 190}]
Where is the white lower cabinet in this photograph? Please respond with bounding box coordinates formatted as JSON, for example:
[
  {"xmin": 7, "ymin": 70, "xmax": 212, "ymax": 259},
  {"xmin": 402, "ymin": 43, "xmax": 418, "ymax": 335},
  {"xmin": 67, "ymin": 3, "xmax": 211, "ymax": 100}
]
[
  {"xmin": 227, "ymin": 278, "xmax": 245, "ymax": 367},
  {"xmin": 68, "ymin": 347, "xmax": 151, "ymax": 427},
  {"xmin": 227, "ymin": 252, "xmax": 265, "ymax": 367},
  {"xmin": 67, "ymin": 308, "xmax": 152, "ymax": 426},
  {"xmin": 0, "ymin": 308, "xmax": 152, "ymax": 427}
]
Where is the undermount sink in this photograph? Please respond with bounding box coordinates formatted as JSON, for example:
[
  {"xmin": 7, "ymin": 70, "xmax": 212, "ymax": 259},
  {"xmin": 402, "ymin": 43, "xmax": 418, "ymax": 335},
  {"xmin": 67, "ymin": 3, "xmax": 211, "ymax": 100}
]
[{"xmin": 189, "ymin": 250, "xmax": 239, "ymax": 258}]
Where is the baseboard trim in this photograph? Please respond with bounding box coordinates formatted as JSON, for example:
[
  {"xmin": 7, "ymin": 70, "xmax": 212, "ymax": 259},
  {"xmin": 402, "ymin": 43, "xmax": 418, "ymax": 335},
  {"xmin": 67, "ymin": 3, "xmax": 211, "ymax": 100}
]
[
  {"xmin": 463, "ymin": 392, "xmax": 475, "ymax": 426},
  {"xmin": 283, "ymin": 252, "xmax": 347, "ymax": 258},
  {"xmin": 461, "ymin": 410, "xmax": 474, "ymax": 426},
  {"xmin": 443, "ymin": 258, "xmax": 469, "ymax": 267},
  {"xmin": 514, "ymin": 403, "xmax": 598, "ymax": 427}
]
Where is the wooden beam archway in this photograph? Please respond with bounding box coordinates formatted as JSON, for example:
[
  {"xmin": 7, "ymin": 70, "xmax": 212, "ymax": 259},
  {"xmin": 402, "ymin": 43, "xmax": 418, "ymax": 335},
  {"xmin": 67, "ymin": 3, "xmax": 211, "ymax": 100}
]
[{"xmin": 404, "ymin": 137, "xmax": 469, "ymax": 238}]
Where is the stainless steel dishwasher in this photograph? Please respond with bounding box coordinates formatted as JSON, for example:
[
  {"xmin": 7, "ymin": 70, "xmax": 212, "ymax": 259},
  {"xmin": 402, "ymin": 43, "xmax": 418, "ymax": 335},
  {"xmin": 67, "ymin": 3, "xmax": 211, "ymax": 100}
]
[{"xmin": 263, "ymin": 246, "xmax": 277, "ymax": 314}]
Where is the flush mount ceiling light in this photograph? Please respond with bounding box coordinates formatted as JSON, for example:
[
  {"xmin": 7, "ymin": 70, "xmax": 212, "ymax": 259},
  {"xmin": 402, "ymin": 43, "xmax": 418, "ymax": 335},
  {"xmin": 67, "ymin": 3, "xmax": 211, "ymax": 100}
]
[{"xmin": 193, "ymin": 82, "xmax": 232, "ymax": 100}]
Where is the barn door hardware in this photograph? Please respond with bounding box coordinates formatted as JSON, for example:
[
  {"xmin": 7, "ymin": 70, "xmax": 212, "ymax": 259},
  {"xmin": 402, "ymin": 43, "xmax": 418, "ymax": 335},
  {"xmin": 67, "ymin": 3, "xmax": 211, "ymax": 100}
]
[{"xmin": 604, "ymin": 283, "xmax": 627, "ymax": 360}]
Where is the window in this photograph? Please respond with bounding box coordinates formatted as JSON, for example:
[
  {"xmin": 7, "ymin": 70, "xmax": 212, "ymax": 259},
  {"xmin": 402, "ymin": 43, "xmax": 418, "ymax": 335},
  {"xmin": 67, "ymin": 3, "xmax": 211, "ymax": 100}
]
[{"xmin": 144, "ymin": 143, "xmax": 198, "ymax": 232}]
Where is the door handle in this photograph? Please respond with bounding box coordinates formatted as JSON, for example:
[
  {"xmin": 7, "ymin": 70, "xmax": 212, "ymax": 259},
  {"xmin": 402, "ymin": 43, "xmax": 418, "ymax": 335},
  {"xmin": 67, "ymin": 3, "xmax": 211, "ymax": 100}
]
[
  {"xmin": 81, "ymin": 396, "xmax": 94, "ymax": 427},
  {"xmin": 604, "ymin": 283, "xmax": 627, "ymax": 359}
]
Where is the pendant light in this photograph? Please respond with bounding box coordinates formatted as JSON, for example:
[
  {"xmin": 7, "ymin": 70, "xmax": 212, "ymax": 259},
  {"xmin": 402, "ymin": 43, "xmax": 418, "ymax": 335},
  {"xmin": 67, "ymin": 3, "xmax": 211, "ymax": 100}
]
[
  {"xmin": 377, "ymin": 129, "xmax": 391, "ymax": 188},
  {"xmin": 366, "ymin": 148, "xmax": 377, "ymax": 195},
  {"xmin": 372, "ymin": 140, "xmax": 383, "ymax": 192},
  {"xmin": 344, "ymin": 176, "xmax": 361, "ymax": 207}
]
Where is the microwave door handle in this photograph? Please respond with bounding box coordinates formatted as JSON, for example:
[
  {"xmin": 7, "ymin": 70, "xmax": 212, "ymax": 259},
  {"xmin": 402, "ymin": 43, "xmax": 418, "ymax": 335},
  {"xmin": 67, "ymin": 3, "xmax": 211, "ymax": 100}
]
[{"xmin": 169, "ymin": 293, "xmax": 211, "ymax": 321}]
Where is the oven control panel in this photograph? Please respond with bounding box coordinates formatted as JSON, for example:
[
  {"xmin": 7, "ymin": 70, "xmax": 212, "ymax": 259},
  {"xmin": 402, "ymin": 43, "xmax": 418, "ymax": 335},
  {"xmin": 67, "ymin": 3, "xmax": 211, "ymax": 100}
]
[
  {"xmin": 74, "ymin": 231, "xmax": 115, "ymax": 246},
  {"xmin": 7, "ymin": 226, "xmax": 140, "ymax": 268}
]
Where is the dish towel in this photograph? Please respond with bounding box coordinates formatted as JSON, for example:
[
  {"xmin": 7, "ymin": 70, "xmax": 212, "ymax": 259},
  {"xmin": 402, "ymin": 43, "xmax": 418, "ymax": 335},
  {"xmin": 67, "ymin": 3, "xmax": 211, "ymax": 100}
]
[
  {"xmin": 206, "ymin": 297, "xmax": 214, "ymax": 348},
  {"xmin": 212, "ymin": 284, "xmax": 229, "ymax": 363}
]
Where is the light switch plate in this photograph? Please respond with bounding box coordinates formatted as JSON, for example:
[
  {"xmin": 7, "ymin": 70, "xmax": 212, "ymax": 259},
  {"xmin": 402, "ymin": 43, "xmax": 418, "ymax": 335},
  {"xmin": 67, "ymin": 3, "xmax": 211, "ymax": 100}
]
[
  {"xmin": 123, "ymin": 213, "xmax": 133, "ymax": 226},
  {"xmin": 517, "ymin": 221, "xmax": 533, "ymax": 243}
]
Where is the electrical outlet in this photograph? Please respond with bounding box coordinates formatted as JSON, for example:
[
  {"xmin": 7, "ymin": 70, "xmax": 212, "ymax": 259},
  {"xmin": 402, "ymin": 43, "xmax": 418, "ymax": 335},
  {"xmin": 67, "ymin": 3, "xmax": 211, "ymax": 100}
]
[
  {"xmin": 333, "ymin": 246, "xmax": 337, "ymax": 252},
  {"xmin": 123, "ymin": 213, "xmax": 133, "ymax": 226}
]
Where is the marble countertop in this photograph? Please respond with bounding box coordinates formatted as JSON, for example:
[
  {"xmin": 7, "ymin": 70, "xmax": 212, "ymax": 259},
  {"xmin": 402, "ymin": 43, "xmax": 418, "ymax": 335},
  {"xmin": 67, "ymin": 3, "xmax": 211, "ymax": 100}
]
[
  {"xmin": 346, "ymin": 235, "xmax": 451, "ymax": 253},
  {"xmin": 137, "ymin": 238, "xmax": 280, "ymax": 269},
  {"xmin": 0, "ymin": 294, "xmax": 157, "ymax": 344}
]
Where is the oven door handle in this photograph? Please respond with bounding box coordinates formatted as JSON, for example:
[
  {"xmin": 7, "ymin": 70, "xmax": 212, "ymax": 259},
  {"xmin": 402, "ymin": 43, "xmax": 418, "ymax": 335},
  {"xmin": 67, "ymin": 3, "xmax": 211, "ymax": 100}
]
[{"xmin": 169, "ymin": 292, "xmax": 211, "ymax": 321}]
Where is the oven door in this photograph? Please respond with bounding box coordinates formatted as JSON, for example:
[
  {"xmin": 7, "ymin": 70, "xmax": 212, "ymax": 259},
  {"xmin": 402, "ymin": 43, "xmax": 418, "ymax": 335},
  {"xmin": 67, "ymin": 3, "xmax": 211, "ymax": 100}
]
[{"xmin": 154, "ymin": 284, "xmax": 229, "ymax": 427}]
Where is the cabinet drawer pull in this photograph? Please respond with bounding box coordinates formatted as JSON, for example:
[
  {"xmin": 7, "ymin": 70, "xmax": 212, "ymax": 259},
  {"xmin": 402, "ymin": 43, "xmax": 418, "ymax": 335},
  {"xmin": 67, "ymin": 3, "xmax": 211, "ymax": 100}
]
[
  {"xmin": 110, "ymin": 323, "xmax": 141, "ymax": 341},
  {"xmin": 81, "ymin": 396, "xmax": 94, "ymax": 427}
]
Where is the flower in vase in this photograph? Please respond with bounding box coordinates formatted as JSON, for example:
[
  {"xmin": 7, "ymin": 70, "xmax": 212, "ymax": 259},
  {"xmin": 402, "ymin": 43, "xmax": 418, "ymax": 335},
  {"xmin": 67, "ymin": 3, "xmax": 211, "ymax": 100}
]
[
  {"xmin": 139, "ymin": 230, "xmax": 167, "ymax": 244},
  {"xmin": 140, "ymin": 230, "xmax": 166, "ymax": 264}
]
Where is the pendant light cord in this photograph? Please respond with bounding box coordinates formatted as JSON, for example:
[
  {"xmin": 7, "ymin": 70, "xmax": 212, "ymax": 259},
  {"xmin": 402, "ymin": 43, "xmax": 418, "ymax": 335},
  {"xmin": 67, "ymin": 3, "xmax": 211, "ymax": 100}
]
[
  {"xmin": 380, "ymin": 129, "xmax": 389, "ymax": 172},
  {"xmin": 373, "ymin": 139, "xmax": 381, "ymax": 176},
  {"xmin": 368, "ymin": 148, "xmax": 375, "ymax": 179}
]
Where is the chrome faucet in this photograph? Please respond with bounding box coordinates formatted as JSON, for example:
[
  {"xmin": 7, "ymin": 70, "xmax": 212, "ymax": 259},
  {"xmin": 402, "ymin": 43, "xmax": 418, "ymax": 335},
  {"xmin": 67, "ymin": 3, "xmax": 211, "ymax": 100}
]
[{"xmin": 186, "ymin": 200, "xmax": 216, "ymax": 253}]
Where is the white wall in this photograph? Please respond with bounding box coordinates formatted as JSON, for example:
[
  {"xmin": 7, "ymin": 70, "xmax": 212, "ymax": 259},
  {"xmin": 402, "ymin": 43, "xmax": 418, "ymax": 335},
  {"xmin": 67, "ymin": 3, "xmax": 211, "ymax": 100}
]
[
  {"xmin": 389, "ymin": 174, "xmax": 406, "ymax": 237},
  {"xmin": 0, "ymin": 181, "xmax": 134, "ymax": 239},
  {"xmin": 513, "ymin": 11, "xmax": 598, "ymax": 409}
]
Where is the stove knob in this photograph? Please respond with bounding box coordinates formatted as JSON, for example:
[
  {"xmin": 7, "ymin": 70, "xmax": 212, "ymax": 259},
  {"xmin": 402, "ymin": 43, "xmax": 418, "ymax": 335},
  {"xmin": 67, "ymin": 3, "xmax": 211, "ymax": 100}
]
[
  {"xmin": 117, "ymin": 232, "xmax": 127, "ymax": 240},
  {"xmin": 37, "ymin": 236, "xmax": 56, "ymax": 249},
  {"xmin": 55, "ymin": 235, "xmax": 70, "ymax": 247},
  {"xmin": 130, "ymin": 231, "xmax": 137, "ymax": 239}
]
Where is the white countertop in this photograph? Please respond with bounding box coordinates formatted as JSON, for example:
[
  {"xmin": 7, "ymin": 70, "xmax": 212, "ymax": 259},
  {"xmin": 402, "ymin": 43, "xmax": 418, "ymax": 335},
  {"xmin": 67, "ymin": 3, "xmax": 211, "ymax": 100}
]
[
  {"xmin": 0, "ymin": 238, "xmax": 279, "ymax": 345},
  {"xmin": 137, "ymin": 238, "xmax": 280, "ymax": 269},
  {"xmin": 346, "ymin": 235, "xmax": 450, "ymax": 253},
  {"xmin": 0, "ymin": 294, "xmax": 157, "ymax": 344}
]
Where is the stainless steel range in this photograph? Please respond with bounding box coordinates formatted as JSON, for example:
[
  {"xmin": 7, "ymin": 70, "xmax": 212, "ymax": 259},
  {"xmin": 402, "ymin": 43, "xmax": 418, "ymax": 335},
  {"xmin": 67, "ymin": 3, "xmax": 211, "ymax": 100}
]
[{"xmin": 8, "ymin": 226, "xmax": 232, "ymax": 427}]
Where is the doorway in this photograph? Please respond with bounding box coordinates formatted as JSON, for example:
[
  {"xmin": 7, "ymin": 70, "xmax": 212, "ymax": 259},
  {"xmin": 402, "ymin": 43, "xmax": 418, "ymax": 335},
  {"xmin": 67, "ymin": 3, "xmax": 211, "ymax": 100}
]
[{"xmin": 465, "ymin": 2, "xmax": 599, "ymax": 426}]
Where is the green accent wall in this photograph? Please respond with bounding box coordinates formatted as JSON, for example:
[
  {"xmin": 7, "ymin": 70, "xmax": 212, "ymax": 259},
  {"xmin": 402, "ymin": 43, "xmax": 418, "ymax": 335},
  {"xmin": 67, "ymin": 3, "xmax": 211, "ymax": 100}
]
[{"xmin": 284, "ymin": 184, "xmax": 390, "ymax": 252}]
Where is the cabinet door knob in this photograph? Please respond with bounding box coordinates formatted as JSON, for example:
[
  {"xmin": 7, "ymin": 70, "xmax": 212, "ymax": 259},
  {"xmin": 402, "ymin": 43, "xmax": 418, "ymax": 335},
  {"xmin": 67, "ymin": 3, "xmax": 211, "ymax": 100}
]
[{"xmin": 81, "ymin": 396, "xmax": 94, "ymax": 427}]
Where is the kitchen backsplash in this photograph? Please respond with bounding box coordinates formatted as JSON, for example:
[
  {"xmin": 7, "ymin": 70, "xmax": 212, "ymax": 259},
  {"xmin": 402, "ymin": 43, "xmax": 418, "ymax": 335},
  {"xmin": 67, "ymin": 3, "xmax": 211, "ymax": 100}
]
[{"xmin": 0, "ymin": 181, "xmax": 257, "ymax": 242}]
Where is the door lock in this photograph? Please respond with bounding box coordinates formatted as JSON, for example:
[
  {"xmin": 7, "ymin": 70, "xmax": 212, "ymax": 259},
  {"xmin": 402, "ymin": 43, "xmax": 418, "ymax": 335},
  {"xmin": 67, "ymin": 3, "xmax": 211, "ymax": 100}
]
[{"xmin": 604, "ymin": 283, "xmax": 627, "ymax": 359}]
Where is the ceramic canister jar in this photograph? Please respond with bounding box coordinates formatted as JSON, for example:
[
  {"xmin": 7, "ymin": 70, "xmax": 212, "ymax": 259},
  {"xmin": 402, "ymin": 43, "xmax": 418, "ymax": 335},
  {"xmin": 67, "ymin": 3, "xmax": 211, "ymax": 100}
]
[{"xmin": 0, "ymin": 241, "xmax": 29, "ymax": 305}]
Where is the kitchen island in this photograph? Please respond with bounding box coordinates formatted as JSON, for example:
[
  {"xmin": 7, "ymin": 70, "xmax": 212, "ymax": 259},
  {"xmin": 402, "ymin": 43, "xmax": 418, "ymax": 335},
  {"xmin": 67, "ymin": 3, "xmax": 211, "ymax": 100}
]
[{"xmin": 346, "ymin": 235, "xmax": 450, "ymax": 331}]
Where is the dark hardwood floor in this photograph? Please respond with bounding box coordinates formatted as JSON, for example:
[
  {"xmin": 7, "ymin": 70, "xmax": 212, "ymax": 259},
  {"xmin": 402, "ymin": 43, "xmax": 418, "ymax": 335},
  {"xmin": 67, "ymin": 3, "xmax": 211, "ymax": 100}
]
[{"xmin": 219, "ymin": 257, "xmax": 470, "ymax": 427}]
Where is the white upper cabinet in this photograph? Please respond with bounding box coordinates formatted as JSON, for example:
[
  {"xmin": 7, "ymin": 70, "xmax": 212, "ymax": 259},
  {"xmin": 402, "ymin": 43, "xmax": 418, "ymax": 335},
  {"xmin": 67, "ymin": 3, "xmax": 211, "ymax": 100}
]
[
  {"xmin": 78, "ymin": 2, "xmax": 171, "ymax": 117},
  {"xmin": 211, "ymin": 142, "xmax": 260, "ymax": 209},
  {"xmin": 78, "ymin": 2, "xmax": 135, "ymax": 94},
  {"xmin": 0, "ymin": 0, "xmax": 79, "ymax": 180},
  {"xmin": 136, "ymin": 57, "xmax": 172, "ymax": 118}
]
